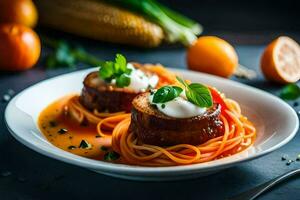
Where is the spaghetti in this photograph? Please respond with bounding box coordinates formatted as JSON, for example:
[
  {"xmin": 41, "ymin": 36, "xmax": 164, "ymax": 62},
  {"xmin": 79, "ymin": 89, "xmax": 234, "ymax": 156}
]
[{"xmin": 67, "ymin": 93, "xmax": 256, "ymax": 166}]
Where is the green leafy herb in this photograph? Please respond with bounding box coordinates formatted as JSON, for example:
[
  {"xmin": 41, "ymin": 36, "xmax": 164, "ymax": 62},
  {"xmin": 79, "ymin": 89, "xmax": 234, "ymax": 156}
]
[
  {"xmin": 116, "ymin": 74, "xmax": 131, "ymax": 87},
  {"xmin": 43, "ymin": 38, "xmax": 104, "ymax": 69},
  {"xmin": 176, "ymin": 76, "xmax": 189, "ymax": 88},
  {"xmin": 152, "ymin": 86, "xmax": 183, "ymax": 103},
  {"xmin": 104, "ymin": 151, "xmax": 120, "ymax": 161},
  {"xmin": 79, "ymin": 140, "xmax": 92, "ymax": 149},
  {"xmin": 98, "ymin": 54, "xmax": 131, "ymax": 87},
  {"xmin": 58, "ymin": 128, "xmax": 68, "ymax": 134},
  {"xmin": 99, "ymin": 61, "xmax": 115, "ymax": 79},
  {"xmin": 115, "ymin": 53, "xmax": 127, "ymax": 72},
  {"xmin": 176, "ymin": 77, "xmax": 213, "ymax": 107},
  {"xmin": 280, "ymin": 84, "xmax": 300, "ymax": 100},
  {"xmin": 100, "ymin": 146, "xmax": 108, "ymax": 151},
  {"xmin": 49, "ymin": 121, "xmax": 57, "ymax": 127},
  {"xmin": 186, "ymin": 83, "xmax": 213, "ymax": 107},
  {"xmin": 46, "ymin": 42, "xmax": 75, "ymax": 68}
]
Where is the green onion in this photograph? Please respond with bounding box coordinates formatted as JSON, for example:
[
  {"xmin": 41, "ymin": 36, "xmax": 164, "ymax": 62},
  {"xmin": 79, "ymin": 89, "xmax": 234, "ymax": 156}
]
[
  {"xmin": 111, "ymin": 0, "xmax": 201, "ymax": 46},
  {"xmin": 153, "ymin": 0, "xmax": 202, "ymax": 35}
]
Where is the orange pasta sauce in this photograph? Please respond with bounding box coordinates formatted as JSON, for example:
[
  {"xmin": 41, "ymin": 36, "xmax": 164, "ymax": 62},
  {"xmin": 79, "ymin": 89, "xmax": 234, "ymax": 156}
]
[{"xmin": 38, "ymin": 95, "xmax": 112, "ymax": 160}]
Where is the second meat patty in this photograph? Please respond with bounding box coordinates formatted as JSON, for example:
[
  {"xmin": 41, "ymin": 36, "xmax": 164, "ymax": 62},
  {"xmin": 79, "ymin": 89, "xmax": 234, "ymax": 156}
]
[{"xmin": 130, "ymin": 92, "xmax": 224, "ymax": 146}]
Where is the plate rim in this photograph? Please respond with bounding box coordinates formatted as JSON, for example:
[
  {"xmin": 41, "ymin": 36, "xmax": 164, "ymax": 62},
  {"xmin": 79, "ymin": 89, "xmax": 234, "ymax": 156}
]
[{"xmin": 5, "ymin": 68, "xmax": 299, "ymax": 175}]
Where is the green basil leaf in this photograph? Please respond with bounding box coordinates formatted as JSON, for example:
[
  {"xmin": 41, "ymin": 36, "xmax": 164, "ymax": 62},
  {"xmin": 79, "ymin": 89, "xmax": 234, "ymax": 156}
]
[
  {"xmin": 172, "ymin": 86, "xmax": 183, "ymax": 96},
  {"xmin": 46, "ymin": 55, "xmax": 57, "ymax": 68},
  {"xmin": 176, "ymin": 76, "xmax": 189, "ymax": 88},
  {"xmin": 99, "ymin": 61, "xmax": 115, "ymax": 79},
  {"xmin": 186, "ymin": 83, "xmax": 213, "ymax": 107},
  {"xmin": 115, "ymin": 54, "xmax": 127, "ymax": 72},
  {"xmin": 153, "ymin": 86, "xmax": 183, "ymax": 103},
  {"xmin": 125, "ymin": 68, "xmax": 132, "ymax": 75},
  {"xmin": 116, "ymin": 74, "xmax": 131, "ymax": 87},
  {"xmin": 280, "ymin": 84, "xmax": 300, "ymax": 100}
]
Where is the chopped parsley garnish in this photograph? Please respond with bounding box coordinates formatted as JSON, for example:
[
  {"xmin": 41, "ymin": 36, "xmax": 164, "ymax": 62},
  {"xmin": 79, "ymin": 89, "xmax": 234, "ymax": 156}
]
[
  {"xmin": 161, "ymin": 104, "xmax": 166, "ymax": 109},
  {"xmin": 68, "ymin": 146, "xmax": 76, "ymax": 150},
  {"xmin": 98, "ymin": 54, "xmax": 132, "ymax": 88},
  {"xmin": 286, "ymin": 160, "xmax": 294, "ymax": 165},
  {"xmin": 176, "ymin": 77, "xmax": 212, "ymax": 107},
  {"xmin": 280, "ymin": 83, "xmax": 300, "ymax": 100},
  {"xmin": 49, "ymin": 121, "xmax": 57, "ymax": 127},
  {"xmin": 104, "ymin": 151, "xmax": 120, "ymax": 161},
  {"xmin": 152, "ymin": 86, "xmax": 183, "ymax": 103},
  {"xmin": 100, "ymin": 146, "xmax": 108, "ymax": 151},
  {"xmin": 281, "ymin": 155, "xmax": 287, "ymax": 161},
  {"xmin": 58, "ymin": 128, "xmax": 68, "ymax": 134},
  {"xmin": 78, "ymin": 140, "xmax": 92, "ymax": 149}
]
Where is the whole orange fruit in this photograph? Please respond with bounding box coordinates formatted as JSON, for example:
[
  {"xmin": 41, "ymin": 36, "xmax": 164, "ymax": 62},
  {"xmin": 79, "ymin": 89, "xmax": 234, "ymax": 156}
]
[
  {"xmin": 261, "ymin": 36, "xmax": 300, "ymax": 84},
  {"xmin": 0, "ymin": 23, "xmax": 41, "ymax": 71},
  {"xmin": 0, "ymin": 0, "xmax": 38, "ymax": 28},
  {"xmin": 187, "ymin": 36, "xmax": 238, "ymax": 77}
]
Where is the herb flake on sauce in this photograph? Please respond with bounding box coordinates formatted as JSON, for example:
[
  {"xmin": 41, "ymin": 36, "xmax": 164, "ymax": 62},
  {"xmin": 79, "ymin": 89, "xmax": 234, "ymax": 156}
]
[
  {"xmin": 58, "ymin": 128, "xmax": 68, "ymax": 134},
  {"xmin": 49, "ymin": 121, "xmax": 58, "ymax": 127},
  {"xmin": 79, "ymin": 140, "xmax": 92, "ymax": 149},
  {"xmin": 68, "ymin": 146, "xmax": 76, "ymax": 150},
  {"xmin": 104, "ymin": 151, "xmax": 120, "ymax": 161},
  {"xmin": 100, "ymin": 146, "xmax": 108, "ymax": 151}
]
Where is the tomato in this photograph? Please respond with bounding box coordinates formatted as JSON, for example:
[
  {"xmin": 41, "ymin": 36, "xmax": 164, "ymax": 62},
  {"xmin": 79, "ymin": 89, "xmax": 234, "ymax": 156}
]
[
  {"xmin": 209, "ymin": 87, "xmax": 229, "ymax": 115},
  {"xmin": 0, "ymin": 23, "xmax": 41, "ymax": 71},
  {"xmin": 0, "ymin": 0, "xmax": 38, "ymax": 28}
]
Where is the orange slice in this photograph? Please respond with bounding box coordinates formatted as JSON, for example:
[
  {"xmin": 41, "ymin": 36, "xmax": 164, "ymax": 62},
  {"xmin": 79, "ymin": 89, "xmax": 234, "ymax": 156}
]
[{"xmin": 261, "ymin": 36, "xmax": 300, "ymax": 83}]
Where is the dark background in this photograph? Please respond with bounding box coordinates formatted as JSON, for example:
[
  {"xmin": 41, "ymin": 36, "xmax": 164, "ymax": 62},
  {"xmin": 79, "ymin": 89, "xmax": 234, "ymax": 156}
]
[
  {"xmin": 161, "ymin": 0, "xmax": 300, "ymax": 31},
  {"xmin": 160, "ymin": 0, "xmax": 300, "ymax": 44},
  {"xmin": 1, "ymin": 1, "xmax": 300, "ymax": 200}
]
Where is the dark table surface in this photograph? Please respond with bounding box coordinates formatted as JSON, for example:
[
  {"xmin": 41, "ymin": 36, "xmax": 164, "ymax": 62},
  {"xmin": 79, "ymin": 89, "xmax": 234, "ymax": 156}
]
[{"xmin": 1, "ymin": 33, "xmax": 300, "ymax": 200}]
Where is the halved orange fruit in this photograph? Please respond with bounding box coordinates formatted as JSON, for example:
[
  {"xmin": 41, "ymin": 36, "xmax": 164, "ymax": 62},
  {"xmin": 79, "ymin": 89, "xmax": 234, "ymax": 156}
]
[{"xmin": 261, "ymin": 36, "xmax": 300, "ymax": 83}]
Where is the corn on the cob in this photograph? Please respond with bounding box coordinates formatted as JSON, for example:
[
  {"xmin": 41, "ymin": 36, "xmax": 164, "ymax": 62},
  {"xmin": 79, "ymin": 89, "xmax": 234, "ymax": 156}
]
[{"xmin": 35, "ymin": 0, "xmax": 164, "ymax": 48}]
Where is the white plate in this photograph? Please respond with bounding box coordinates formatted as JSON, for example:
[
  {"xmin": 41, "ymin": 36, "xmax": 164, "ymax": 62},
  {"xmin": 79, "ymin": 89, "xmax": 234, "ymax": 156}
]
[{"xmin": 5, "ymin": 68, "xmax": 299, "ymax": 181}]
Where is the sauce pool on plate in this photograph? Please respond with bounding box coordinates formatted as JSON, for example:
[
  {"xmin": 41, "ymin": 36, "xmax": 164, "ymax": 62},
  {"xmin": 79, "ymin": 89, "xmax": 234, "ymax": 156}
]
[{"xmin": 38, "ymin": 95, "xmax": 113, "ymax": 160}]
